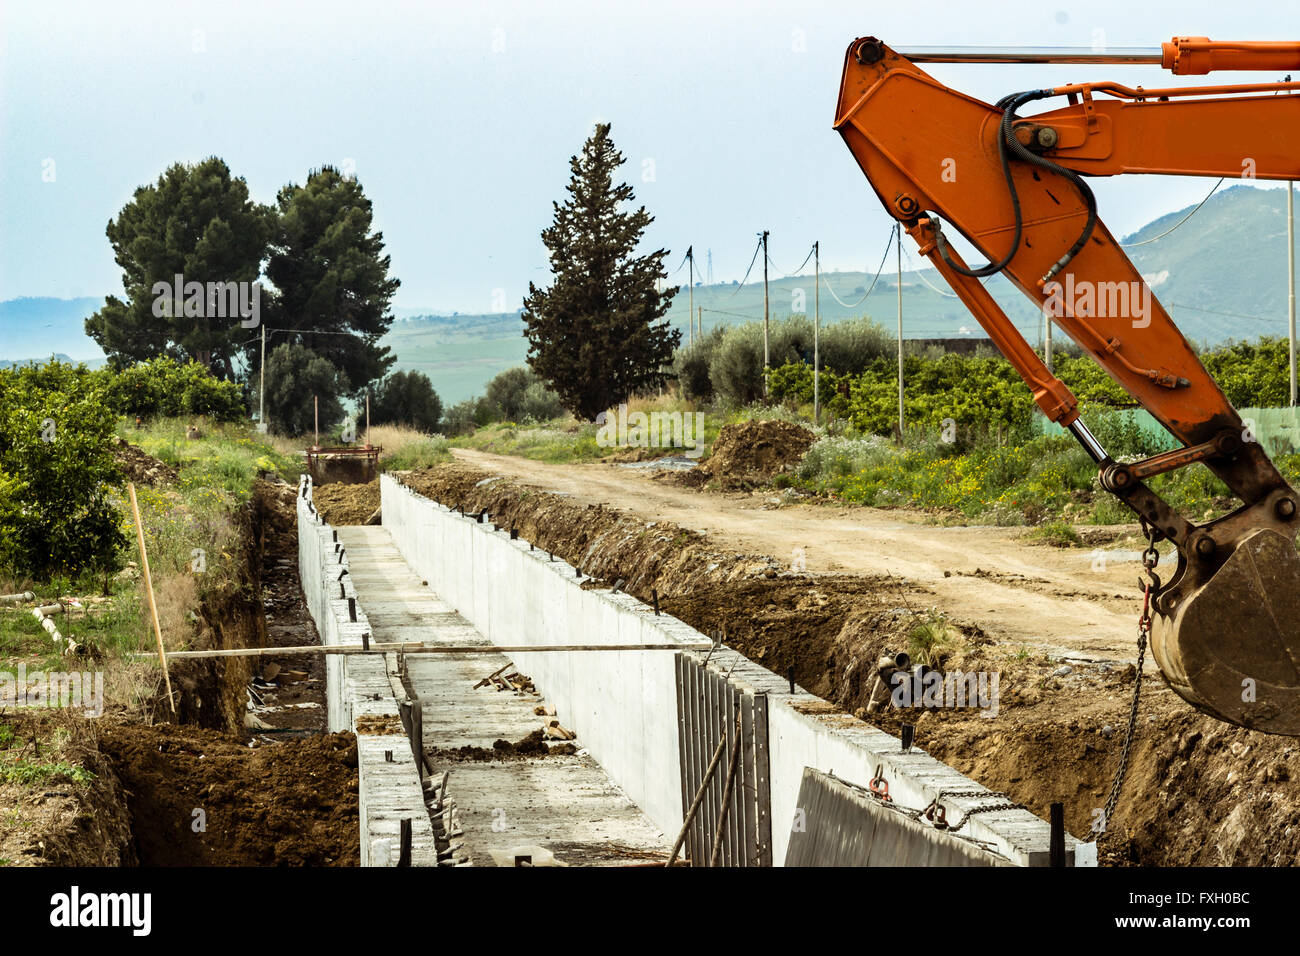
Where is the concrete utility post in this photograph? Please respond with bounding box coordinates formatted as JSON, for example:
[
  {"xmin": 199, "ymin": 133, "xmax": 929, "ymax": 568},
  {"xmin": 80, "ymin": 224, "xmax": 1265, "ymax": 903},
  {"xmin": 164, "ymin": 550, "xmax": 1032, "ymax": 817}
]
[
  {"xmin": 688, "ymin": 246, "xmax": 694, "ymax": 348},
  {"xmin": 896, "ymin": 223, "xmax": 904, "ymax": 438},
  {"xmin": 762, "ymin": 230, "xmax": 771, "ymax": 398},
  {"xmin": 1289, "ymin": 180, "xmax": 1296, "ymax": 406},
  {"xmin": 814, "ymin": 240, "xmax": 821, "ymax": 424},
  {"xmin": 259, "ymin": 324, "xmax": 267, "ymax": 432}
]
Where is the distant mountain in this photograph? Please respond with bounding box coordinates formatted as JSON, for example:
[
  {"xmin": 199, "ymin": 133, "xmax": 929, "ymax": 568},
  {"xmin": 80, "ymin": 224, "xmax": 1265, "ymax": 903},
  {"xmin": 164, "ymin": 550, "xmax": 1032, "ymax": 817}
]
[
  {"xmin": 1120, "ymin": 184, "xmax": 1295, "ymax": 343},
  {"xmin": 0, "ymin": 297, "xmax": 104, "ymax": 362},
  {"xmin": 4, "ymin": 185, "xmax": 1295, "ymax": 400}
]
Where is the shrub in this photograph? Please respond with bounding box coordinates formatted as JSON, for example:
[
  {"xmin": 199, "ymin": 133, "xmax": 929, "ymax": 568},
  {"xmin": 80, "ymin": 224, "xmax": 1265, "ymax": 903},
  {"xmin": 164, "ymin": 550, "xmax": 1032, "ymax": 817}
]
[
  {"xmin": 99, "ymin": 356, "xmax": 245, "ymax": 422},
  {"xmin": 0, "ymin": 361, "xmax": 126, "ymax": 580}
]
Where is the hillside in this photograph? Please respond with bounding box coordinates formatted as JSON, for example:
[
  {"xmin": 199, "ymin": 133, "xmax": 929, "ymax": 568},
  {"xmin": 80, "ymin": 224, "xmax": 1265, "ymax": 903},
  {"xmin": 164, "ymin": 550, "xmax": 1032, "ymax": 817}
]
[{"xmin": 4, "ymin": 185, "xmax": 1297, "ymax": 403}]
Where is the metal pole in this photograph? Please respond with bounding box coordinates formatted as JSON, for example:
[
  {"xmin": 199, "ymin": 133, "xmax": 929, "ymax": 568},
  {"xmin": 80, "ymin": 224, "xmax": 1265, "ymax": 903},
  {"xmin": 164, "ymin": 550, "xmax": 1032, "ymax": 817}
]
[
  {"xmin": 894, "ymin": 45, "xmax": 1163, "ymax": 65},
  {"xmin": 1046, "ymin": 313, "xmax": 1053, "ymax": 373},
  {"xmin": 762, "ymin": 230, "xmax": 770, "ymax": 398},
  {"xmin": 688, "ymin": 246, "xmax": 695, "ymax": 348},
  {"xmin": 366, "ymin": 390, "xmax": 371, "ymax": 448},
  {"xmin": 259, "ymin": 323, "xmax": 266, "ymax": 429},
  {"xmin": 314, "ymin": 395, "xmax": 319, "ymax": 448},
  {"xmin": 1289, "ymin": 180, "xmax": 1296, "ymax": 406},
  {"xmin": 814, "ymin": 240, "xmax": 821, "ymax": 425},
  {"xmin": 896, "ymin": 223, "xmax": 904, "ymax": 439}
]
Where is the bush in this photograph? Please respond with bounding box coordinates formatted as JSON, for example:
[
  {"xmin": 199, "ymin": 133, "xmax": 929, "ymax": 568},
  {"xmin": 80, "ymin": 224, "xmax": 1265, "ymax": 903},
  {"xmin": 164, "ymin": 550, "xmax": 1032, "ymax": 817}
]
[
  {"xmin": 99, "ymin": 356, "xmax": 245, "ymax": 422},
  {"xmin": 370, "ymin": 370, "xmax": 442, "ymax": 432},
  {"xmin": 0, "ymin": 361, "xmax": 126, "ymax": 580},
  {"xmin": 483, "ymin": 367, "xmax": 562, "ymax": 423},
  {"xmin": 673, "ymin": 326, "xmax": 726, "ymax": 402}
]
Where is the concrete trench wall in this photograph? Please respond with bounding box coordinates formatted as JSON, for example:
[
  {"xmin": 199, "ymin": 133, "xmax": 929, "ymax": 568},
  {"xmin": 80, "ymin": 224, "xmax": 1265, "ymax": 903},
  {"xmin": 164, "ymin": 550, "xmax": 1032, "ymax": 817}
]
[
  {"xmin": 380, "ymin": 474, "xmax": 1093, "ymax": 867},
  {"xmin": 297, "ymin": 476, "xmax": 437, "ymax": 866}
]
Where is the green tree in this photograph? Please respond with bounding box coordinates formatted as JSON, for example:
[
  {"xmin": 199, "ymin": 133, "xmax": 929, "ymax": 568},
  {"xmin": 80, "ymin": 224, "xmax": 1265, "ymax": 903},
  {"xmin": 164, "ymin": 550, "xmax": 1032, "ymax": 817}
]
[
  {"xmin": 265, "ymin": 167, "xmax": 399, "ymax": 396},
  {"xmin": 522, "ymin": 124, "xmax": 679, "ymax": 420},
  {"xmin": 0, "ymin": 362, "xmax": 126, "ymax": 581},
  {"xmin": 263, "ymin": 343, "xmax": 344, "ymax": 438},
  {"xmin": 85, "ymin": 157, "xmax": 272, "ymax": 379},
  {"xmin": 370, "ymin": 370, "xmax": 442, "ymax": 432}
]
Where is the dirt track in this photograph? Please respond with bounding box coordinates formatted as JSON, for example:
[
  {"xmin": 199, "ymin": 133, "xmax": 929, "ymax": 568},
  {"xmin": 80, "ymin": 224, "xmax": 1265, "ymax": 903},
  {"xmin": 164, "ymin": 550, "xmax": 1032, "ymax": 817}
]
[{"xmin": 451, "ymin": 448, "xmax": 1159, "ymax": 664}]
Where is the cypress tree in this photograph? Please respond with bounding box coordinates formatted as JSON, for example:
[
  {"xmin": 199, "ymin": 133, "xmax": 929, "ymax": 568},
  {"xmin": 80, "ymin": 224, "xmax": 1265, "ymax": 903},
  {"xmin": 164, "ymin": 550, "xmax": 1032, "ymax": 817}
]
[{"xmin": 522, "ymin": 124, "xmax": 679, "ymax": 420}]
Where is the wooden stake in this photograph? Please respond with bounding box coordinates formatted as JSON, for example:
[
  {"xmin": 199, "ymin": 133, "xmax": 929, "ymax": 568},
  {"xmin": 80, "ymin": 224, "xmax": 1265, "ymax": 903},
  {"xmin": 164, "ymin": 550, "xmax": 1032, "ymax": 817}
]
[{"xmin": 128, "ymin": 482, "xmax": 175, "ymax": 713}]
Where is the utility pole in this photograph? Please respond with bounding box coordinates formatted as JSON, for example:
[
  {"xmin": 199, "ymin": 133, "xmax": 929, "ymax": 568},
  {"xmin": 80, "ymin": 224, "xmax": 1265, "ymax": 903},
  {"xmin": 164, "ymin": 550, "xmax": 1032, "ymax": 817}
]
[
  {"xmin": 761, "ymin": 230, "xmax": 770, "ymax": 397},
  {"xmin": 814, "ymin": 240, "xmax": 821, "ymax": 425},
  {"xmin": 896, "ymin": 223, "xmax": 904, "ymax": 439},
  {"xmin": 1290, "ymin": 179, "xmax": 1296, "ymax": 406},
  {"xmin": 261, "ymin": 323, "xmax": 269, "ymax": 431},
  {"xmin": 1045, "ymin": 313, "xmax": 1053, "ymax": 373},
  {"xmin": 687, "ymin": 246, "xmax": 695, "ymax": 347}
]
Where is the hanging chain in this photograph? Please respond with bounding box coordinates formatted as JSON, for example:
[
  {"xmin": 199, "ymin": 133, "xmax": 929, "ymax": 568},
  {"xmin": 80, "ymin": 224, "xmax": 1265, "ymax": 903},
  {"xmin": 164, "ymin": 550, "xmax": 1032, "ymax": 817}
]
[{"xmin": 1098, "ymin": 521, "xmax": 1158, "ymax": 839}]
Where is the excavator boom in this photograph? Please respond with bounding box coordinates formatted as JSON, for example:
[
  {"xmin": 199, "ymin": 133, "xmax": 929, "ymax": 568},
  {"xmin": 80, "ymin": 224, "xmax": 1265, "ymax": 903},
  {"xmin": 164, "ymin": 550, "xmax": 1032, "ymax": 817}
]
[{"xmin": 835, "ymin": 37, "xmax": 1300, "ymax": 733}]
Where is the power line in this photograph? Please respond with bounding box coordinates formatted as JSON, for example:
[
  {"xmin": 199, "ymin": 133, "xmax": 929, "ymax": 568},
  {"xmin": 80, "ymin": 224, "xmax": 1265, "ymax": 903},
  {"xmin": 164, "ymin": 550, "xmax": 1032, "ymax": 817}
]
[
  {"xmin": 727, "ymin": 237, "xmax": 764, "ymax": 298},
  {"xmin": 821, "ymin": 227, "xmax": 895, "ymax": 309},
  {"xmin": 765, "ymin": 245, "xmax": 815, "ymax": 278},
  {"xmin": 1120, "ymin": 178, "xmax": 1224, "ymax": 247}
]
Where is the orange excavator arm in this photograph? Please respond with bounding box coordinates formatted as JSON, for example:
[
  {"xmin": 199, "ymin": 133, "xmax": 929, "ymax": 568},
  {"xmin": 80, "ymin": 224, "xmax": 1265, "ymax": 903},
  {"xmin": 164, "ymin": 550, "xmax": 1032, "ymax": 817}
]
[{"xmin": 834, "ymin": 37, "xmax": 1300, "ymax": 734}]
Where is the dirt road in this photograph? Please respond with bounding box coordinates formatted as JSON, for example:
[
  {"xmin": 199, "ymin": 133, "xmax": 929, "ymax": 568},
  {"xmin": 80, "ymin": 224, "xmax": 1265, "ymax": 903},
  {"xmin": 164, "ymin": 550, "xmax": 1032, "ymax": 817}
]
[{"xmin": 452, "ymin": 448, "xmax": 1159, "ymax": 663}]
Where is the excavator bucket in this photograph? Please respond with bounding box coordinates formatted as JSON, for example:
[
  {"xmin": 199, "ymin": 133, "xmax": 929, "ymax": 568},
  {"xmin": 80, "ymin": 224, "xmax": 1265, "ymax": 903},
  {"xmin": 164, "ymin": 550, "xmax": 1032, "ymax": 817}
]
[{"xmin": 1152, "ymin": 528, "xmax": 1300, "ymax": 735}]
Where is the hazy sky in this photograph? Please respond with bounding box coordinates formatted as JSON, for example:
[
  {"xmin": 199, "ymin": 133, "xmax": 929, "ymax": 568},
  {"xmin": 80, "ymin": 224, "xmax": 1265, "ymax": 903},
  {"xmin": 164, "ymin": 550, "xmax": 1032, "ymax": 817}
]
[{"xmin": 1, "ymin": 0, "xmax": 1293, "ymax": 312}]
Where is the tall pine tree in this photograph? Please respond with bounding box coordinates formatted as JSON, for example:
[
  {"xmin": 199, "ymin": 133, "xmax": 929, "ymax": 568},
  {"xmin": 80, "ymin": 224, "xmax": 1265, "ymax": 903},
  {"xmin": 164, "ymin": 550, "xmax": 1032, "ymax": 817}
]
[{"xmin": 522, "ymin": 124, "xmax": 679, "ymax": 420}]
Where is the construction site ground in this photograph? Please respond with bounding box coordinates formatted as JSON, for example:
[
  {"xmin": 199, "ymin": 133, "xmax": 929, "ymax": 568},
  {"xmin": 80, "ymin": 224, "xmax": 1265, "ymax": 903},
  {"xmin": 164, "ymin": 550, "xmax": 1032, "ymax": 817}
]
[{"xmin": 375, "ymin": 449, "xmax": 1300, "ymax": 867}]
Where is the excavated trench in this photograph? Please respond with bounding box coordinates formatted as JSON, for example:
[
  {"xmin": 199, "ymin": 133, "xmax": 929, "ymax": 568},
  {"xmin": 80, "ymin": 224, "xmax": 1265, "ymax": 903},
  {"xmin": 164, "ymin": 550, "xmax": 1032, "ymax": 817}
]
[
  {"xmin": 397, "ymin": 463, "xmax": 1300, "ymax": 867},
  {"xmin": 20, "ymin": 476, "xmax": 360, "ymax": 867}
]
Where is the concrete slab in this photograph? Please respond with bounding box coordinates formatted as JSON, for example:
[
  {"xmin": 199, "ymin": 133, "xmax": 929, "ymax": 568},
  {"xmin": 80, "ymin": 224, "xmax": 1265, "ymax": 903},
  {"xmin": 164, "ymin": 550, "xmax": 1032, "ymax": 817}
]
[{"xmin": 336, "ymin": 525, "xmax": 671, "ymax": 868}]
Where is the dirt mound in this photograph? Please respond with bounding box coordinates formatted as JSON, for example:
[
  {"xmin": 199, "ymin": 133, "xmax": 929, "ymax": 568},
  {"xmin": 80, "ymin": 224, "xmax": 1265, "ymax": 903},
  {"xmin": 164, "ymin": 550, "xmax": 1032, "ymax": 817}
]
[
  {"xmin": 113, "ymin": 438, "xmax": 177, "ymax": 486},
  {"xmin": 312, "ymin": 480, "xmax": 380, "ymax": 525},
  {"xmin": 100, "ymin": 722, "xmax": 359, "ymax": 866},
  {"xmin": 689, "ymin": 420, "xmax": 815, "ymax": 489}
]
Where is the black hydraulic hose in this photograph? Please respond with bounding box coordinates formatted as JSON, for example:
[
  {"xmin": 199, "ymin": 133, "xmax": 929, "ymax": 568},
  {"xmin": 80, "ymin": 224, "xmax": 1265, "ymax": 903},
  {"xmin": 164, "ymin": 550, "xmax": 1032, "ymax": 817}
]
[{"xmin": 935, "ymin": 88, "xmax": 1099, "ymax": 284}]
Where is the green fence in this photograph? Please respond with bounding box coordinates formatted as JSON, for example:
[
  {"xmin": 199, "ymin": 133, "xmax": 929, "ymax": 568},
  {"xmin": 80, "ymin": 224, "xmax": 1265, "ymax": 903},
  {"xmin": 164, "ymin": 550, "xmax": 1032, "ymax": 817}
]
[{"xmin": 1037, "ymin": 406, "xmax": 1300, "ymax": 456}]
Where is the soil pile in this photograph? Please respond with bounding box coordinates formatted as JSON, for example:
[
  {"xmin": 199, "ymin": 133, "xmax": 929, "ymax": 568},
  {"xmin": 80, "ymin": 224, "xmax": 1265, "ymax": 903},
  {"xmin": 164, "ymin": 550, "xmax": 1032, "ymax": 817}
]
[
  {"xmin": 312, "ymin": 480, "xmax": 380, "ymax": 525},
  {"xmin": 688, "ymin": 420, "xmax": 815, "ymax": 489},
  {"xmin": 113, "ymin": 438, "xmax": 178, "ymax": 486},
  {"xmin": 100, "ymin": 723, "xmax": 359, "ymax": 866}
]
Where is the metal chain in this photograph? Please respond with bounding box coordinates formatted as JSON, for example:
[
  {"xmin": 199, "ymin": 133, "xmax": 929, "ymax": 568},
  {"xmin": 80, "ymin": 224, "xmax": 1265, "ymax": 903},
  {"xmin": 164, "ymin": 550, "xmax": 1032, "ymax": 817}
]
[
  {"xmin": 925, "ymin": 788, "xmax": 1024, "ymax": 831},
  {"xmin": 1098, "ymin": 527, "xmax": 1158, "ymax": 838}
]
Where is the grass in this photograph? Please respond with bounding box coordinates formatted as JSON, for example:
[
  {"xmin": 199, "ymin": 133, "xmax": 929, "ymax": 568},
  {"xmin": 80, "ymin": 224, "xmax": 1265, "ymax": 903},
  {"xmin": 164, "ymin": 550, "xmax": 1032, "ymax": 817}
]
[
  {"xmin": 1028, "ymin": 520, "xmax": 1084, "ymax": 548},
  {"xmin": 907, "ymin": 611, "xmax": 963, "ymax": 667},
  {"xmin": 0, "ymin": 719, "xmax": 95, "ymax": 789},
  {"xmin": 367, "ymin": 424, "xmax": 453, "ymax": 471}
]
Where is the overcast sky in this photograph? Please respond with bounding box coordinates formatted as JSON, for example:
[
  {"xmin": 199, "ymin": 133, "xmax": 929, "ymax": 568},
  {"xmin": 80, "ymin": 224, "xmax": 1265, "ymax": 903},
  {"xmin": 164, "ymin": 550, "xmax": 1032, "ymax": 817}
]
[{"xmin": 1, "ymin": 0, "xmax": 1293, "ymax": 312}]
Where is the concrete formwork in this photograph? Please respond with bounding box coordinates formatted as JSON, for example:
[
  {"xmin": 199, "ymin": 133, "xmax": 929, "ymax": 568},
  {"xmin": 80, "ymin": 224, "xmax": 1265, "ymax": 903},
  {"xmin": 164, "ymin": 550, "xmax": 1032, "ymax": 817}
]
[
  {"xmin": 379, "ymin": 474, "xmax": 1094, "ymax": 867},
  {"xmin": 296, "ymin": 476, "xmax": 437, "ymax": 866}
]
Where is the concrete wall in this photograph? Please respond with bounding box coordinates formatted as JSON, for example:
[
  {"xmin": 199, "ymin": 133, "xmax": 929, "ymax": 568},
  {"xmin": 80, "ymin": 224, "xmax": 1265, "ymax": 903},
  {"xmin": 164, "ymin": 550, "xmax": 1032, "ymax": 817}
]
[
  {"xmin": 297, "ymin": 476, "xmax": 436, "ymax": 866},
  {"xmin": 381, "ymin": 474, "xmax": 1092, "ymax": 867}
]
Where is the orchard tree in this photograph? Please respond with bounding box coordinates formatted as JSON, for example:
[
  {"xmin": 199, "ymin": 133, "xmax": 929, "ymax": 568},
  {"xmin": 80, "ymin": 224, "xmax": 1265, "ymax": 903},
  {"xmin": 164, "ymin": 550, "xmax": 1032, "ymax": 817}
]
[
  {"xmin": 522, "ymin": 123, "xmax": 679, "ymax": 420},
  {"xmin": 370, "ymin": 370, "xmax": 442, "ymax": 432},
  {"xmin": 85, "ymin": 157, "xmax": 272, "ymax": 379},
  {"xmin": 264, "ymin": 167, "xmax": 399, "ymax": 397},
  {"xmin": 0, "ymin": 362, "xmax": 125, "ymax": 583}
]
